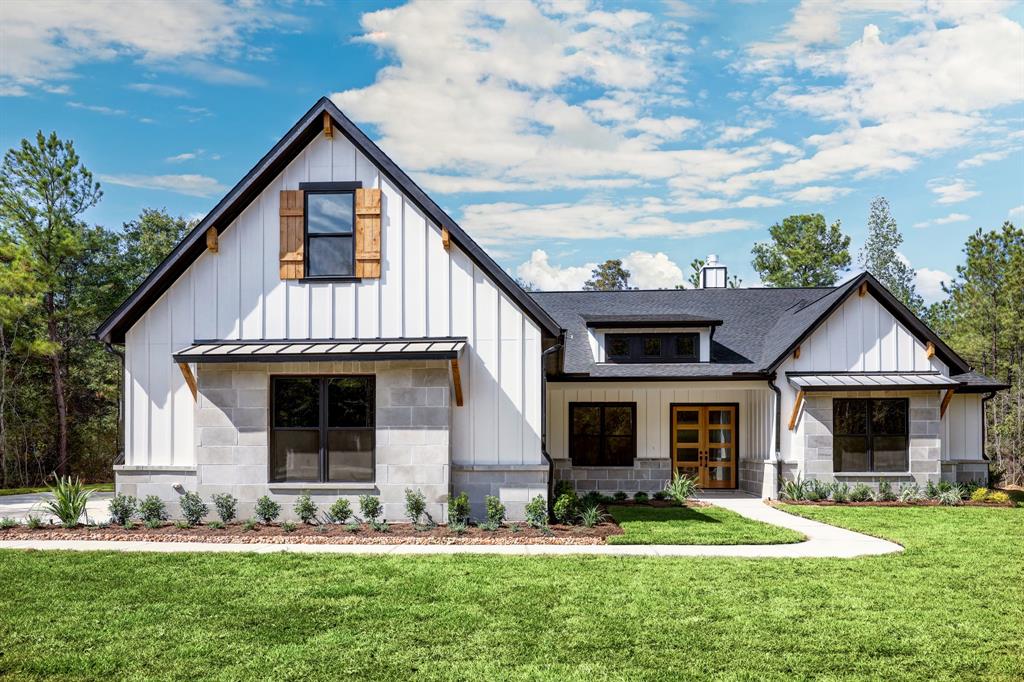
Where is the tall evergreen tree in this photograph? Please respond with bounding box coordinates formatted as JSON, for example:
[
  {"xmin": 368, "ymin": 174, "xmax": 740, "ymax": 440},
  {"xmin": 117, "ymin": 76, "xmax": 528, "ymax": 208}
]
[
  {"xmin": 859, "ymin": 197, "xmax": 923, "ymax": 313},
  {"xmin": 751, "ymin": 214, "xmax": 851, "ymax": 287},
  {"xmin": 583, "ymin": 259, "xmax": 630, "ymax": 291},
  {"xmin": 0, "ymin": 132, "xmax": 102, "ymax": 476},
  {"xmin": 119, "ymin": 208, "xmax": 194, "ymax": 290}
]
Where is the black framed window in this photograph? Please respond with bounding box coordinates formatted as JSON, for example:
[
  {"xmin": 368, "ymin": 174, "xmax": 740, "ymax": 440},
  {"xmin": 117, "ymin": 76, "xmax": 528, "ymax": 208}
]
[
  {"xmin": 569, "ymin": 403, "xmax": 636, "ymax": 467},
  {"xmin": 833, "ymin": 398, "xmax": 908, "ymax": 472},
  {"xmin": 303, "ymin": 184, "xmax": 358, "ymax": 278},
  {"xmin": 270, "ymin": 376, "xmax": 374, "ymax": 482},
  {"xmin": 605, "ymin": 333, "xmax": 699, "ymax": 363}
]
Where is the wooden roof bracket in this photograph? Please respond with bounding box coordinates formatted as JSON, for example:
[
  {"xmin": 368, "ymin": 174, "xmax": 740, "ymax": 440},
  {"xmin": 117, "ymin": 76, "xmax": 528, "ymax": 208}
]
[
  {"xmin": 441, "ymin": 227, "xmax": 451, "ymax": 251},
  {"xmin": 323, "ymin": 111, "xmax": 333, "ymax": 138},
  {"xmin": 925, "ymin": 341, "xmax": 936, "ymax": 360},
  {"xmin": 940, "ymin": 388, "xmax": 955, "ymax": 418},
  {"xmin": 205, "ymin": 226, "xmax": 218, "ymax": 253},
  {"xmin": 858, "ymin": 282, "xmax": 868, "ymax": 297},
  {"xmin": 450, "ymin": 358, "xmax": 464, "ymax": 407},
  {"xmin": 788, "ymin": 390, "xmax": 805, "ymax": 431},
  {"xmin": 178, "ymin": 362, "xmax": 198, "ymax": 401}
]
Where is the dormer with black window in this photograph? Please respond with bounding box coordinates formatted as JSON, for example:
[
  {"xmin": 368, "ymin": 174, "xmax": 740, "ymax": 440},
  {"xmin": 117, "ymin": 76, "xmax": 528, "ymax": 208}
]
[{"xmin": 584, "ymin": 314, "xmax": 721, "ymax": 364}]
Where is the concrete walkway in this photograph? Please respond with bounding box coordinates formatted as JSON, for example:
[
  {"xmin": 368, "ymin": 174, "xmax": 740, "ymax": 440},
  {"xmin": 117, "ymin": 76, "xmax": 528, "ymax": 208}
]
[{"xmin": 0, "ymin": 492, "xmax": 903, "ymax": 559}]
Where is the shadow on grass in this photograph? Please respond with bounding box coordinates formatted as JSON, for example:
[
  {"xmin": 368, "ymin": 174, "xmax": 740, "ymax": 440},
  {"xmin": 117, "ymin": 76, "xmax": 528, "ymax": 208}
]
[{"xmin": 609, "ymin": 505, "xmax": 723, "ymax": 524}]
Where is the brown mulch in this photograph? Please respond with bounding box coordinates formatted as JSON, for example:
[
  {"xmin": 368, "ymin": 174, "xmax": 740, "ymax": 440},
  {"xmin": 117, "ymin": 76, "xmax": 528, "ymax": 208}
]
[
  {"xmin": 770, "ymin": 499, "xmax": 1014, "ymax": 508},
  {"xmin": 0, "ymin": 520, "xmax": 625, "ymax": 545}
]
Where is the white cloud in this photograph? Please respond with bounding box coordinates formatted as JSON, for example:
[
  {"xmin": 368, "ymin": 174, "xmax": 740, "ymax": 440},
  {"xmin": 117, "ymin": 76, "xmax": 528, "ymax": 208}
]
[
  {"xmin": 516, "ymin": 250, "xmax": 595, "ymax": 290},
  {"xmin": 165, "ymin": 149, "xmax": 219, "ymax": 164},
  {"xmin": 935, "ymin": 213, "xmax": 970, "ymax": 225},
  {"xmin": 0, "ymin": 1, "xmax": 298, "ymax": 95},
  {"xmin": 915, "ymin": 267, "xmax": 951, "ymax": 303},
  {"xmin": 621, "ymin": 251, "xmax": 684, "ymax": 289},
  {"xmin": 127, "ymin": 82, "xmax": 189, "ymax": 97},
  {"xmin": 1009, "ymin": 204, "xmax": 1024, "ymax": 219},
  {"xmin": 928, "ymin": 178, "xmax": 980, "ymax": 204},
  {"xmin": 99, "ymin": 173, "xmax": 227, "ymax": 198},
  {"xmin": 957, "ymin": 148, "xmax": 1014, "ymax": 169},
  {"xmin": 786, "ymin": 185, "xmax": 851, "ymax": 203},
  {"xmin": 67, "ymin": 101, "xmax": 125, "ymax": 116}
]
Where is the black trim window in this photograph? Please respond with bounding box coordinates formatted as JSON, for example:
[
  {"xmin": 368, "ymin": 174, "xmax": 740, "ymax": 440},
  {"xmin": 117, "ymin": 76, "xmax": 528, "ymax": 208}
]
[
  {"xmin": 606, "ymin": 333, "xmax": 699, "ymax": 363},
  {"xmin": 305, "ymin": 188, "xmax": 355, "ymax": 278},
  {"xmin": 270, "ymin": 376, "xmax": 374, "ymax": 482},
  {"xmin": 833, "ymin": 398, "xmax": 908, "ymax": 472},
  {"xmin": 569, "ymin": 403, "xmax": 636, "ymax": 467}
]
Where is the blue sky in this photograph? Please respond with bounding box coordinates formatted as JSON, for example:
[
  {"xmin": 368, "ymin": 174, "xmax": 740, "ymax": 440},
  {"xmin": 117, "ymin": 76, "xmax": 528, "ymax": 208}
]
[{"xmin": 2, "ymin": 0, "xmax": 1022, "ymax": 301}]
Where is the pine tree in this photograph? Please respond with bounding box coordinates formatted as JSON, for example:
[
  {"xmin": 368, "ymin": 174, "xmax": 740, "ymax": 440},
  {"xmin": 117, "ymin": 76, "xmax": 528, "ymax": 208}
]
[
  {"xmin": 751, "ymin": 214, "xmax": 851, "ymax": 287},
  {"xmin": 583, "ymin": 259, "xmax": 630, "ymax": 291},
  {"xmin": 858, "ymin": 197, "xmax": 924, "ymax": 313}
]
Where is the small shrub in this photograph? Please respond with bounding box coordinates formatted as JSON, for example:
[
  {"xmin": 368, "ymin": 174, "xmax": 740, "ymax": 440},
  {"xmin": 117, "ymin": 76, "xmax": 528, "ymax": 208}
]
[
  {"xmin": 108, "ymin": 494, "xmax": 138, "ymax": 526},
  {"xmin": 578, "ymin": 505, "xmax": 609, "ymax": 528},
  {"xmin": 579, "ymin": 491, "xmax": 602, "ymax": 508},
  {"xmin": 359, "ymin": 495, "xmax": 383, "ymax": 522},
  {"xmin": 479, "ymin": 519, "xmax": 500, "ymax": 532},
  {"xmin": 553, "ymin": 480, "xmax": 574, "ymax": 498},
  {"xmin": 665, "ymin": 472, "xmax": 699, "ymax": 505},
  {"xmin": 525, "ymin": 495, "xmax": 548, "ymax": 528},
  {"xmin": 327, "ymin": 498, "xmax": 352, "ymax": 524},
  {"xmin": 652, "ymin": 490, "xmax": 667, "ymax": 501},
  {"xmin": 144, "ymin": 518, "xmax": 162, "ymax": 530},
  {"xmin": 553, "ymin": 492, "xmax": 578, "ymax": 525},
  {"xmin": 242, "ymin": 518, "xmax": 258, "ymax": 532},
  {"xmin": 805, "ymin": 479, "xmax": 831, "ymax": 502},
  {"xmin": 174, "ymin": 520, "xmax": 190, "ymax": 530},
  {"xmin": 44, "ymin": 474, "xmax": 94, "ymax": 527},
  {"xmin": 370, "ymin": 519, "xmax": 390, "ymax": 533},
  {"xmin": 780, "ymin": 477, "xmax": 808, "ymax": 501},
  {"xmin": 938, "ymin": 488, "xmax": 963, "ymax": 506},
  {"xmin": 179, "ymin": 491, "xmax": 208, "ymax": 526},
  {"xmin": 344, "ymin": 521, "xmax": 361, "ymax": 533},
  {"xmin": 0, "ymin": 517, "xmax": 16, "ymax": 530},
  {"xmin": 447, "ymin": 491, "xmax": 470, "ymax": 526},
  {"xmin": 207, "ymin": 520, "xmax": 225, "ymax": 530},
  {"xmin": 876, "ymin": 480, "xmax": 897, "ymax": 502},
  {"xmin": 281, "ymin": 521, "xmax": 297, "ymax": 533},
  {"xmin": 139, "ymin": 495, "xmax": 168, "ymax": 523},
  {"xmin": 293, "ymin": 493, "xmax": 319, "ymax": 524},
  {"xmin": 26, "ymin": 515, "xmax": 42, "ymax": 529},
  {"xmin": 613, "ymin": 491, "xmax": 628, "ymax": 501},
  {"xmin": 211, "ymin": 493, "xmax": 238, "ymax": 523},
  {"xmin": 633, "ymin": 491, "xmax": 649, "ymax": 503},
  {"xmin": 830, "ymin": 482, "xmax": 850, "ymax": 503},
  {"xmin": 404, "ymin": 488, "xmax": 427, "ymax": 524},
  {"xmin": 316, "ymin": 524, "xmax": 329, "ymax": 534},
  {"xmin": 898, "ymin": 484, "xmax": 922, "ymax": 503},
  {"xmin": 123, "ymin": 519, "xmax": 136, "ymax": 530},
  {"xmin": 987, "ymin": 491, "xmax": 1010, "ymax": 504},
  {"xmin": 508, "ymin": 522, "xmax": 522, "ymax": 533},
  {"xmin": 448, "ymin": 520, "xmax": 467, "ymax": 534},
  {"xmin": 970, "ymin": 487, "xmax": 990, "ymax": 502},
  {"xmin": 849, "ymin": 483, "xmax": 873, "ymax": 502},
  {"xmin": 925, "ymin": 480, "xmax": 940, "ymax": 500},
  {"xmin": 254, "ymin": 496, "xmax": 281, "ymax": 524},
  {"xmin": 485, "ymin": 495, "xmax": 506, "ymax": 526}
]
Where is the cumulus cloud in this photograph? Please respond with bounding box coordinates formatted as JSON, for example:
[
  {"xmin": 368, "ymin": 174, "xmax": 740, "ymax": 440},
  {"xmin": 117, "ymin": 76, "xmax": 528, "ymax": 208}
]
[
  {"xmin": 99, "ymin": 173, "xmax": 227, "ymax": 198},
  {"xmin": 1009, "ymin": 204, "xmax": 1024, "ymax": 219},
  {"xmin": 915, "ymin": 267, "xmax": 951, "ymax": 303},
  {"xmin": 786, "ymin": 185, "xmax": 851, "ymax": 203},
  {"xmin": 928, "ymin": 178, "xmax": 980, "ymax": 204},
  {"xmin": 515, "ymin": 249, "xmax": 685, "ymax": 290},
  {"xmin": 621, "ymin": 251, "xmax": 685, "ymax": 289}
]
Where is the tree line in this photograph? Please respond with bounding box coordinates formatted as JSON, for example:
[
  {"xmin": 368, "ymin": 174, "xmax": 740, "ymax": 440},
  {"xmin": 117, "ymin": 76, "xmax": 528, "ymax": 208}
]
[{"xmin": 1, "ymin": 132, "xmax": 1021, "ymax": 488}]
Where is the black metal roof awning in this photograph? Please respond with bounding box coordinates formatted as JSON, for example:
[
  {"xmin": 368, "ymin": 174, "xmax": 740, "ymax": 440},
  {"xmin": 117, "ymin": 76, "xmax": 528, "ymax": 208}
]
[
  {"xmin": 786, "ymin": 372, "xmax": 959, "ymax": 391},
  {"xmin": 173, "ymin": 337, "xmax": 466, "ymax": 364}
]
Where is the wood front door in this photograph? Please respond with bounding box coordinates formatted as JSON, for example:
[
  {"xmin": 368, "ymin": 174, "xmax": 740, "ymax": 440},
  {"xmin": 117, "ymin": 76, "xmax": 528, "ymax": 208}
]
[{"xmin": 671, "ymin": 405, "xmax": 737, "ymax": 489}]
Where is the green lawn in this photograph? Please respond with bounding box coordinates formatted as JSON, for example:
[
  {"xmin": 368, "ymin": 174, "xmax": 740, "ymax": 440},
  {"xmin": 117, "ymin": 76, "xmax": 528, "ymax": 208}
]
[
  {"xmin": 0, "ymin": 482, "xmax": 113, "ymax": 497},
  {"xmin": 1, "ymin": 506, "xmax": 1022, "ymax": 680},
  {"xmin": 607, "ymin": 504, "xmax": 805, "ymax": 545}
]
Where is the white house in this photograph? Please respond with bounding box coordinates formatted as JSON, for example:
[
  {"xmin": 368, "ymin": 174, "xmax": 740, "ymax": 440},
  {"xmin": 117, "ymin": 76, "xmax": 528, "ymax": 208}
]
[{"xmin": 95, "ymin": 98, "xmax": 1006, "ymax": 520}]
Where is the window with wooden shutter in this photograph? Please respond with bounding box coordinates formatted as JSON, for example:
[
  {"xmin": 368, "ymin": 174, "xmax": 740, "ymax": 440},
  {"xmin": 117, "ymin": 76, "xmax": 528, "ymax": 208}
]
[
  {"xmin": 279, "ymin": 190, "xmax": 304, "ymax": 280},
  {"xmin": 354, "ymin": 188, "xmax": 381, "ymax": 278}
]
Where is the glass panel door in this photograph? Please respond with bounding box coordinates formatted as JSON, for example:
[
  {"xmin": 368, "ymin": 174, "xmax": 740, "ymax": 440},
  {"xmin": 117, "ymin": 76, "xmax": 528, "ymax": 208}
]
[
  {"xmin": 670, "ymin": 405, "xmax": 737, "ymax": 489},
  {"xmin": 672, "ymin": 406, "xmax": 703, "ymax": 484}
]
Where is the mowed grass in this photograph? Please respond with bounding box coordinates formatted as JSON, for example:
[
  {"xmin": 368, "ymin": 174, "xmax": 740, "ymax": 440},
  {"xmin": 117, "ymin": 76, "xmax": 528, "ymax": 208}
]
[
  {"xmin": 1, "ymin": 506, "xmax": 1022, "ymax": 681},
  {"xmin": 0, "ymin": 482, "xmax": 112, "ymax": 497},
  {"xmin": 607, "ymin": 504, "xmax": 805, "ymax": 545}
]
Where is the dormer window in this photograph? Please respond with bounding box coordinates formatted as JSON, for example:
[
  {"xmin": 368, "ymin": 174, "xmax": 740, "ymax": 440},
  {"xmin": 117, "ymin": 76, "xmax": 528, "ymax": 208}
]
[{"xmin": 605, "ymin": 333, "xmax": 699, "ymax": 363}]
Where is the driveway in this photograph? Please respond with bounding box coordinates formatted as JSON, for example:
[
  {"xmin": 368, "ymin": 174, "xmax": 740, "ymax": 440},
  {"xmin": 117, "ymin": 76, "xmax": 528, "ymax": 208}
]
[{"xmin": 0, "ymin": 491, "xmax": 113, "ymax": 525}]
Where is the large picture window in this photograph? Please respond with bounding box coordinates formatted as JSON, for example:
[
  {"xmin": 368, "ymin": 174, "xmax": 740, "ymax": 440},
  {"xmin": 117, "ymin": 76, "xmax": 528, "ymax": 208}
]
[
  {"xmin": 833, "ymin": 398, "xmax": 908, "ymax": 472},
  {"xmin": 569, "ymin": 403, "xmax": 636, "ymax": 467},
  {"xmin": 605, "ymin": 333, "xmax": 699, "ymax": 363},
  {"xmin": 304, "ymin": 186, "xmax": 356, "ymax": 278},
  {"xmin": 270, "ymin": 376, "xmax": 374, "ymax": 482}
]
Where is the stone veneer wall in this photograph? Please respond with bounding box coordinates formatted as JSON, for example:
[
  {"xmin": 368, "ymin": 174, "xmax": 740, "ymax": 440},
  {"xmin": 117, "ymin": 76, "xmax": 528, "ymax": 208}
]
[
  {"xmin": 553, "ymin": 458, "xmax": 672, "ymax": 495},
  {"xmin": 451, "ymin": 465, "xmax": 549, "ymax": 521},
  {"xmin": 793, "ymin": 390, "xmax": 942, "ymax": 489},
  {"xmin": 739, "ymin": 458, "xmax": 764, "ymax": 495},
  {"xmin": 118, "ymin": 359, "xmax": 452, "ymax": 522}
]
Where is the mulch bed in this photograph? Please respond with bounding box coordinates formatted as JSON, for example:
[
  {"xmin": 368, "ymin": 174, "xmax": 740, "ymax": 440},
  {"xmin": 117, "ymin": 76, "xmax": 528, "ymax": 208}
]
[
  {"xmin": 0, "ymin": 520, "xmax": 625, "ymax": 545},
  {"xmin": 771, "ymin": 499, "xmax": 1014, "ymax": 508}
]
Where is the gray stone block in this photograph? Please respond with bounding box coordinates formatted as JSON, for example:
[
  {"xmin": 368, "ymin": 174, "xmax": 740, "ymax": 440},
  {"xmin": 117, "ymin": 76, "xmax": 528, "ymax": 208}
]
[
  {"xmin": 410, "ymin": 407, "xmax": 448, "ymax": 427},
  {"xmin": 378, "ymin": 407, "xmax": 412, "ymax": 427}
]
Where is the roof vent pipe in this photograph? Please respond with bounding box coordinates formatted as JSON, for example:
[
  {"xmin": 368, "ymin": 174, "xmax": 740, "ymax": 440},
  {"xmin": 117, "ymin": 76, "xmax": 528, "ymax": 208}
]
[{"xmin": 699, "ymin": 254, "xmax": 727, "ymax": 289}]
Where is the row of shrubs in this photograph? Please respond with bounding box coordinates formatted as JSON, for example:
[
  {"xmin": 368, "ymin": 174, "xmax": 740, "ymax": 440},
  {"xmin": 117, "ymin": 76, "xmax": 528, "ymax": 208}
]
[
  {"xmin": 780, "ymin": 477, "xmax": 1010, "ymax": 506},
  {"xmin": 549, "ymin": 473, "xmax": 699, "ymax": 526}
]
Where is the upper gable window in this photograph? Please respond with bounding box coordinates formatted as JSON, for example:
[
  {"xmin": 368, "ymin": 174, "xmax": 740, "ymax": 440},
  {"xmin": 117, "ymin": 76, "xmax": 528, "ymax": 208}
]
[
  {"xmin": 605, "ymin": 333, "xmax": 699, "ymax": 363},
  {"xmin": 306, "ymin": 190, "xmax": 355, "ymax": 277}
]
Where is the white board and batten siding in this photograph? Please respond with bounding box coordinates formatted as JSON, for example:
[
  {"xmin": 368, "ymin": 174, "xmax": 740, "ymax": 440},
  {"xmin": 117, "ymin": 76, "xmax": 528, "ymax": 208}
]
[
  {"xmin": 942, "ymin": 394, "xmax": 983, "ymax": 460},
  {"xmin": 124, "ymin": 134, "xmax": 542, "ymax": 469},
  {"xmin": 546, "ymin": 382, "xmax": 775, "ymax": 464}
]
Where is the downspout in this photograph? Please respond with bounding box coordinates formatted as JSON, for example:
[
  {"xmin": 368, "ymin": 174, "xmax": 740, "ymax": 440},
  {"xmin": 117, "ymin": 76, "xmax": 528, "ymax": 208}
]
[
  {"xmin": 766, "ymin": 372, "xmax": 782, "ymax": 499},
  {"xmin": 540, "ymin": 342, "xmax": 563, "ymax": 517},
  {"xmin": 103, "ymin": 343, "xmax": 126, "ymax": 466},
  {"xmin": 980, "ymin": 390, "xmax": 996, "ymax": 462}
]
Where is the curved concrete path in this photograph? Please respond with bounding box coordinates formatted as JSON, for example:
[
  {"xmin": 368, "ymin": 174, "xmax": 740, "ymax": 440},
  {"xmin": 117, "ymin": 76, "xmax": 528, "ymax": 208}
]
[{"xmin": 0, "ymin": 492, "xmax": 902, "ymax": 559}]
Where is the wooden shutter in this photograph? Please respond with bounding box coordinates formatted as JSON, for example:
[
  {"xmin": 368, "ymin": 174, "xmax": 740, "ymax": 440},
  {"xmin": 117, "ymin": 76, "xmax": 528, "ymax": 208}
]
[
  {"xmin": 279, "ymin": 190, "xmax": 304, "ymax": 280},
  {"xmin": 354, "ymin": 188, "xmax": 382, "ymax": 278}
]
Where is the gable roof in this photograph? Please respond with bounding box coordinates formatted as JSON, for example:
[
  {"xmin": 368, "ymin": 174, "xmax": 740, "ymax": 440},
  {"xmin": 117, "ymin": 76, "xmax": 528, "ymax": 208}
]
[
  {"xmin": 95, "ymin": 97, "xmax": 560, "ymax": 344},
  {"xmin": 531, "ymin": 272, "xmax": 975, "ymax": 380}
]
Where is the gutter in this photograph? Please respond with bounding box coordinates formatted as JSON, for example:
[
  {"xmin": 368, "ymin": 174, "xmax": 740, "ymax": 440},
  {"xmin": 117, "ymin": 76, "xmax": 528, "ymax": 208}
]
[
  {"xmin": 767, "ymin": 372, "xmax": 781, "ymax": 456},
  {"xmin": 104, "ymin": 343, "xmax": 126, "ymax": 465},
  {"xmin": 540, "ymin": 341, "xmax": 564, "ymax": 518}
]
